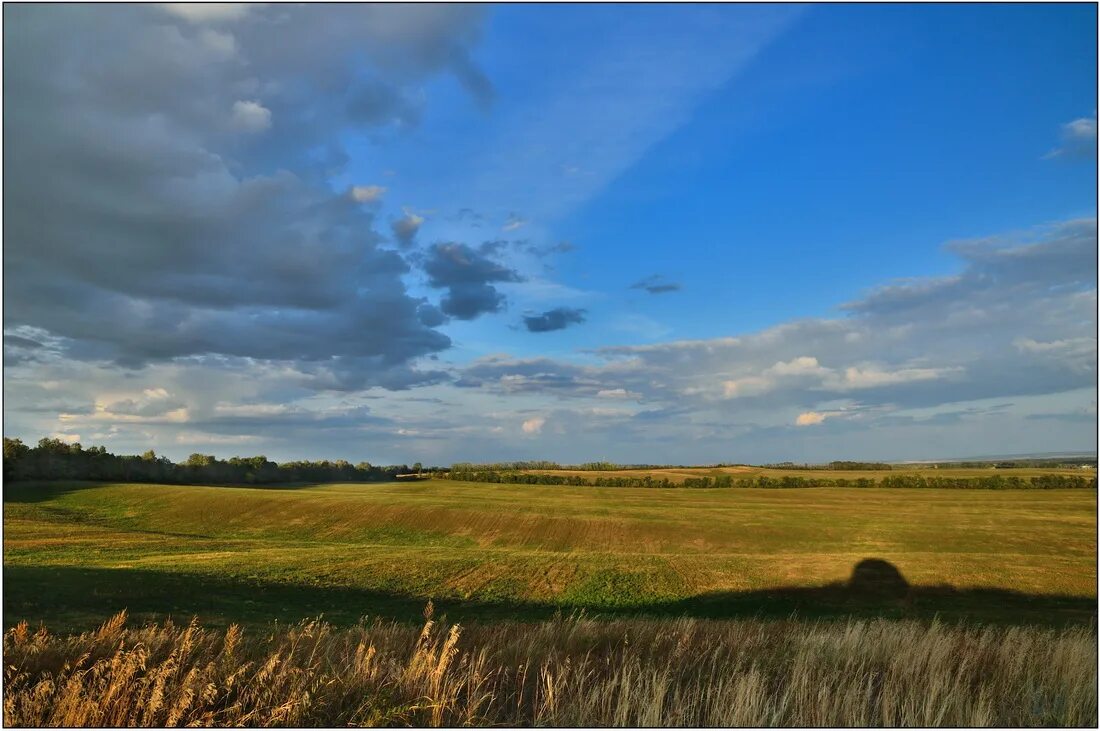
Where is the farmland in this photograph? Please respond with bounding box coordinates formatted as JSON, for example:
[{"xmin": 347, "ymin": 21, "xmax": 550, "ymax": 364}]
[
  {"xmin": 4, "ymin": 478, "xmax": 1095, "ymax": 632},
  {"xmin": 519, "ymin": 464, "xmax": 1094, "ymax": 484}
]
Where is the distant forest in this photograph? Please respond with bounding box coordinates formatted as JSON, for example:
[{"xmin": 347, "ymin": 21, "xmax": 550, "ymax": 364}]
[
  {"xmin": 2, "ymin": 438, "xmax": 415, "ymax": 485},
  {"xmin": 3, "ymin": 437, "xmax": 1096, "ymax": 489}
]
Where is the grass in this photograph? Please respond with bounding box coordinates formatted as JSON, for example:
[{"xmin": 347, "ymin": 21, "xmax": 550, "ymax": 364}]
[
  {"xmin": 4, "ymin": 479, "xmax": 1096, "ymax": 631},
  {"xmin": 522, "ymin": 464, "xmax": 1095, "ymax": 484},
  {"xmin": 4, "ymin": 608, "xmax": 1095, "ymax": 726}
]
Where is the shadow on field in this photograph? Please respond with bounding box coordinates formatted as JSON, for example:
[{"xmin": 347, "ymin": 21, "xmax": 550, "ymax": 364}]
[
  {"xmin": 662, "ymin": 558, "xmax": 1097, "ymax": 628},
  {"xmin": 5, "ymin": 559, "xmax": 1096, "ymax": 634},
  {"xmin": 3, "ymin": 480, "xmax": 353, "ymax": 504},
  {"xmin": 4, "ymin": 481, "xmax": 112, "ymax": 504}
]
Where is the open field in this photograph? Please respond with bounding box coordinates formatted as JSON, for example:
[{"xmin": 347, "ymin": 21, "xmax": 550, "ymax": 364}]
[
  {"xmin": 4, "ymin": 480, "xmax": 1096, "ymax": 631},
  {"xmin": 519, "ymin": 464, "xmax": 1096, "ymax": 484},
  {"xmin": 5, "ymin": 611, "xmax": 1095, "ymax": 727}
]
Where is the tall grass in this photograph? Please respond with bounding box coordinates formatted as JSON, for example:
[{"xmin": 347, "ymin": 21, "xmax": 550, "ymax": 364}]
[{"xmin": 5, "ymin": 605, "xmax": 1095, "ymax": 727}]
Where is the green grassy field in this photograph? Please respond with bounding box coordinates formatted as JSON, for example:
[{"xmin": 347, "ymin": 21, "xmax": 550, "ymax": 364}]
[{"xmin": 4, "ymin": 479, "xmax": 1096, "ymax": 631}]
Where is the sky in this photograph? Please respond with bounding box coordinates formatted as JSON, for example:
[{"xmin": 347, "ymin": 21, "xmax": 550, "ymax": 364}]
[{"xmin": 3, "ymin": 3, "xmax": 1097, "ymax": 466}]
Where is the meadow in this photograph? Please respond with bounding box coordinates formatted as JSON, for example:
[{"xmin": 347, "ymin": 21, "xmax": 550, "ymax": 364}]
[{"xmin": 4, "ymin": 478, "xmax": 1096, "ymax": 631}]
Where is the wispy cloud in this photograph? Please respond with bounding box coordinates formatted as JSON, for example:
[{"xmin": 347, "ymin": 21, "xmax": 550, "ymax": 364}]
[
  {"xmin": 630, "ymin": 274, "xmax": 681, "ymax": 295},
  {"xmin": 1044, "ymin": 112, "xmax": 1097, "ymax": 159}
]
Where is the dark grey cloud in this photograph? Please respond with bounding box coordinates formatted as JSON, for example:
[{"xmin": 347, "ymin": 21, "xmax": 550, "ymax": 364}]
[
  {"xmin": 523, "ymin": 307, "xmax": 587, "ymax": 333},
  {"xmin": 630, "ymin": 274, "xmax": 681, "ymax": 294},
  {"xmin": 3, "ymin": 4, "xmax": 491, "ymax": 391},
  {"xmin": 421, "ymin": 242, "xmax": 523, "ymax": 320}
]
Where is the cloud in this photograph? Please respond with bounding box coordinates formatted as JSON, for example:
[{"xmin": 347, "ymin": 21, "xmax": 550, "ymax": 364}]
[
  {"xmin": 448, "ymin": 6, "xmax": 801, "ymax": 223},
  {"xmin": 502, "ymin": 213, "xmax": 528, "ymax": 232},
  {"xmin": 230, "ymin": 100, "xmax": 272, "ymax": 132},
  {"xmin": 350, "ymin": 185, "xmax": 387, "ymax": 203},
  {"xmin": 795, "ymin": 411, "xmax": 826, "ymax": 426},
  {"xmin": 1044, "ymin": 113, "xmax": 1097, "ymax": 159},
  {"xmin": 3, "ymin": 4, "xmax": 492, "ymax": 393},
  {"xmin": 630, "ymin": 274, "xmax": 681, "ymax": 295},
  {"xmin": 391, "ymin": 208, "xmax": 425, "ymax": 247},
  {"xmin": 198, "ymin": 28, "xmax": 237, "ymax": 58},
  {"xmin": 524, "ymin": 240, "xmax": 575, "ymax": 258},
  {"xmin": 421, "ymin": 242, "xmax": 523, "ymax": 319},
  {"xmin": 457, "ymin": 218, "xmax": 1097, "ymax": 431},
  {"xmin": 101, "ymin": 388, "xmax": 188, "ymax": 419},
  {"xmin": 522, "ymin": 307, "xmax": 587, "ymax": 333},
  {"xmin": 522, "ymin": 416, "xmax": 546, "ymax": 434},
  {"xmin": 160, "ymin": 3, "xmax": 252, "ymax": 24},
  {"xmin": 597, "ymin": 388, "xmax": 640, "ymax": 399}
]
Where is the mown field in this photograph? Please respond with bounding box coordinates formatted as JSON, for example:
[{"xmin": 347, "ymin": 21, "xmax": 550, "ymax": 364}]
[{"xmin": 4, "ymin": 479, "xmax": 1096, "ymax": 632}]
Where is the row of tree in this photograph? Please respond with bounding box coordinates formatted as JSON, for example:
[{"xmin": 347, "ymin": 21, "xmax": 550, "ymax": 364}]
[
  {"xmin": 437, "ymin": 468, "xmax": 1097, "ymax": 490},
  {"xmin": 762, "ymin": 461, "xmax": 895, "ymax": 471},
  {"xmin": 447, "ymin": 460, "xmax": 703, "ymax": 471},
  {"xmin": 6, "ymin": 437, "xmax": 1094, "ymax": 490},
  {"xmin": 3, "ymin": 438, "xmax": 418, "ymax": 485}
]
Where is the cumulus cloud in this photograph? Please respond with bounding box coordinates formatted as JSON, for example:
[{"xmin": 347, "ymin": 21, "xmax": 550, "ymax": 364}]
[
  {"xmin": 230, "ymin": 100, "xmax": 272, "ymax": 132},
  {"xmin": 795, "ymin": 411, "xmax": 826, "ymax": 426},
  {"xmin": 630, "ymin": 274, "xmax": 681, "ymax": 294},
  {"xmin": 421, "ymin": 242, "xmax": 523, "ymax": 320},
  {"xmin": 101, "ymin": 388, "xmax": 188, "ymax": 420},
  {"xmin": 1044, "ymin": 113, "xmax": 1097, "ymax": 159},
  {"xmin": 391, "ymin": 208, "xmax": 425, "ymax": 246},
  {"xmin": 522, "ymin": 307, "xmax": 587, "ymax": 333},
  {"xmin": 3, "ymin": 4, "xmax": 492, "ymax": 393},
  {"xmin": 522, "ymin": 416, "xmax": 546, "ymax": 434}
]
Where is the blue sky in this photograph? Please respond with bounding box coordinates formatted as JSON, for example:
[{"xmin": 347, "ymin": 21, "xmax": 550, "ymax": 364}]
[{"xmin": 4, "ymin": 3, "xmax": 1096, "ymax": 464}]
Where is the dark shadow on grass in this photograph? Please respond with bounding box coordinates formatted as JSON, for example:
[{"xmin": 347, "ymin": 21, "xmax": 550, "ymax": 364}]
[
  {"xmin": 5, "ymin": 560, "xmax": 1096, "ymax": 634},
  {"xmin": 2, "ymin": 480, "xmax": 392, "ymax": 504}
]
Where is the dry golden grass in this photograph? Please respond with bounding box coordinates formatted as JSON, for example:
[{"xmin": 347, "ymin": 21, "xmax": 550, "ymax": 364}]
[{"xmin": 5, "ymin": 605, "xmax": 1095, "ymax": 727}]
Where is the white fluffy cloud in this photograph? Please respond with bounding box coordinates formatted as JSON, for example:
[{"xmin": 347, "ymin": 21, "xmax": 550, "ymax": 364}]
[
  {"xmin": 230, "ymin": 100, "xmax": 272, "ymax": 132},
  {"xmin": 795, "ymin": 411, "xmax": 827, "ymax": 426},
  {"xmin": 522, "ymin": 416, "xmax": 546, "ymax": 434}
]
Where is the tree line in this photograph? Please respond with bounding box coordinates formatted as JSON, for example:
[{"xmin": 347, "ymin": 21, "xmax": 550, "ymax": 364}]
[
  {"xmin": 2, "ymin": 438, "xmax": 416, "ymax": 485},
  {"xmin": 447, "ymin": 461, "xmax": 709, "ymax": 471},
  {"xmin": 5, "ymin": 436, "xmax": 1094, "ymax": 490},
  {"xmin": 762, "ymin": 461, "xmax": 895, "ymax": 471},
  {"xmin": 437, "ymin": 468, "xmax": 1097, "ymax": 490}
]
